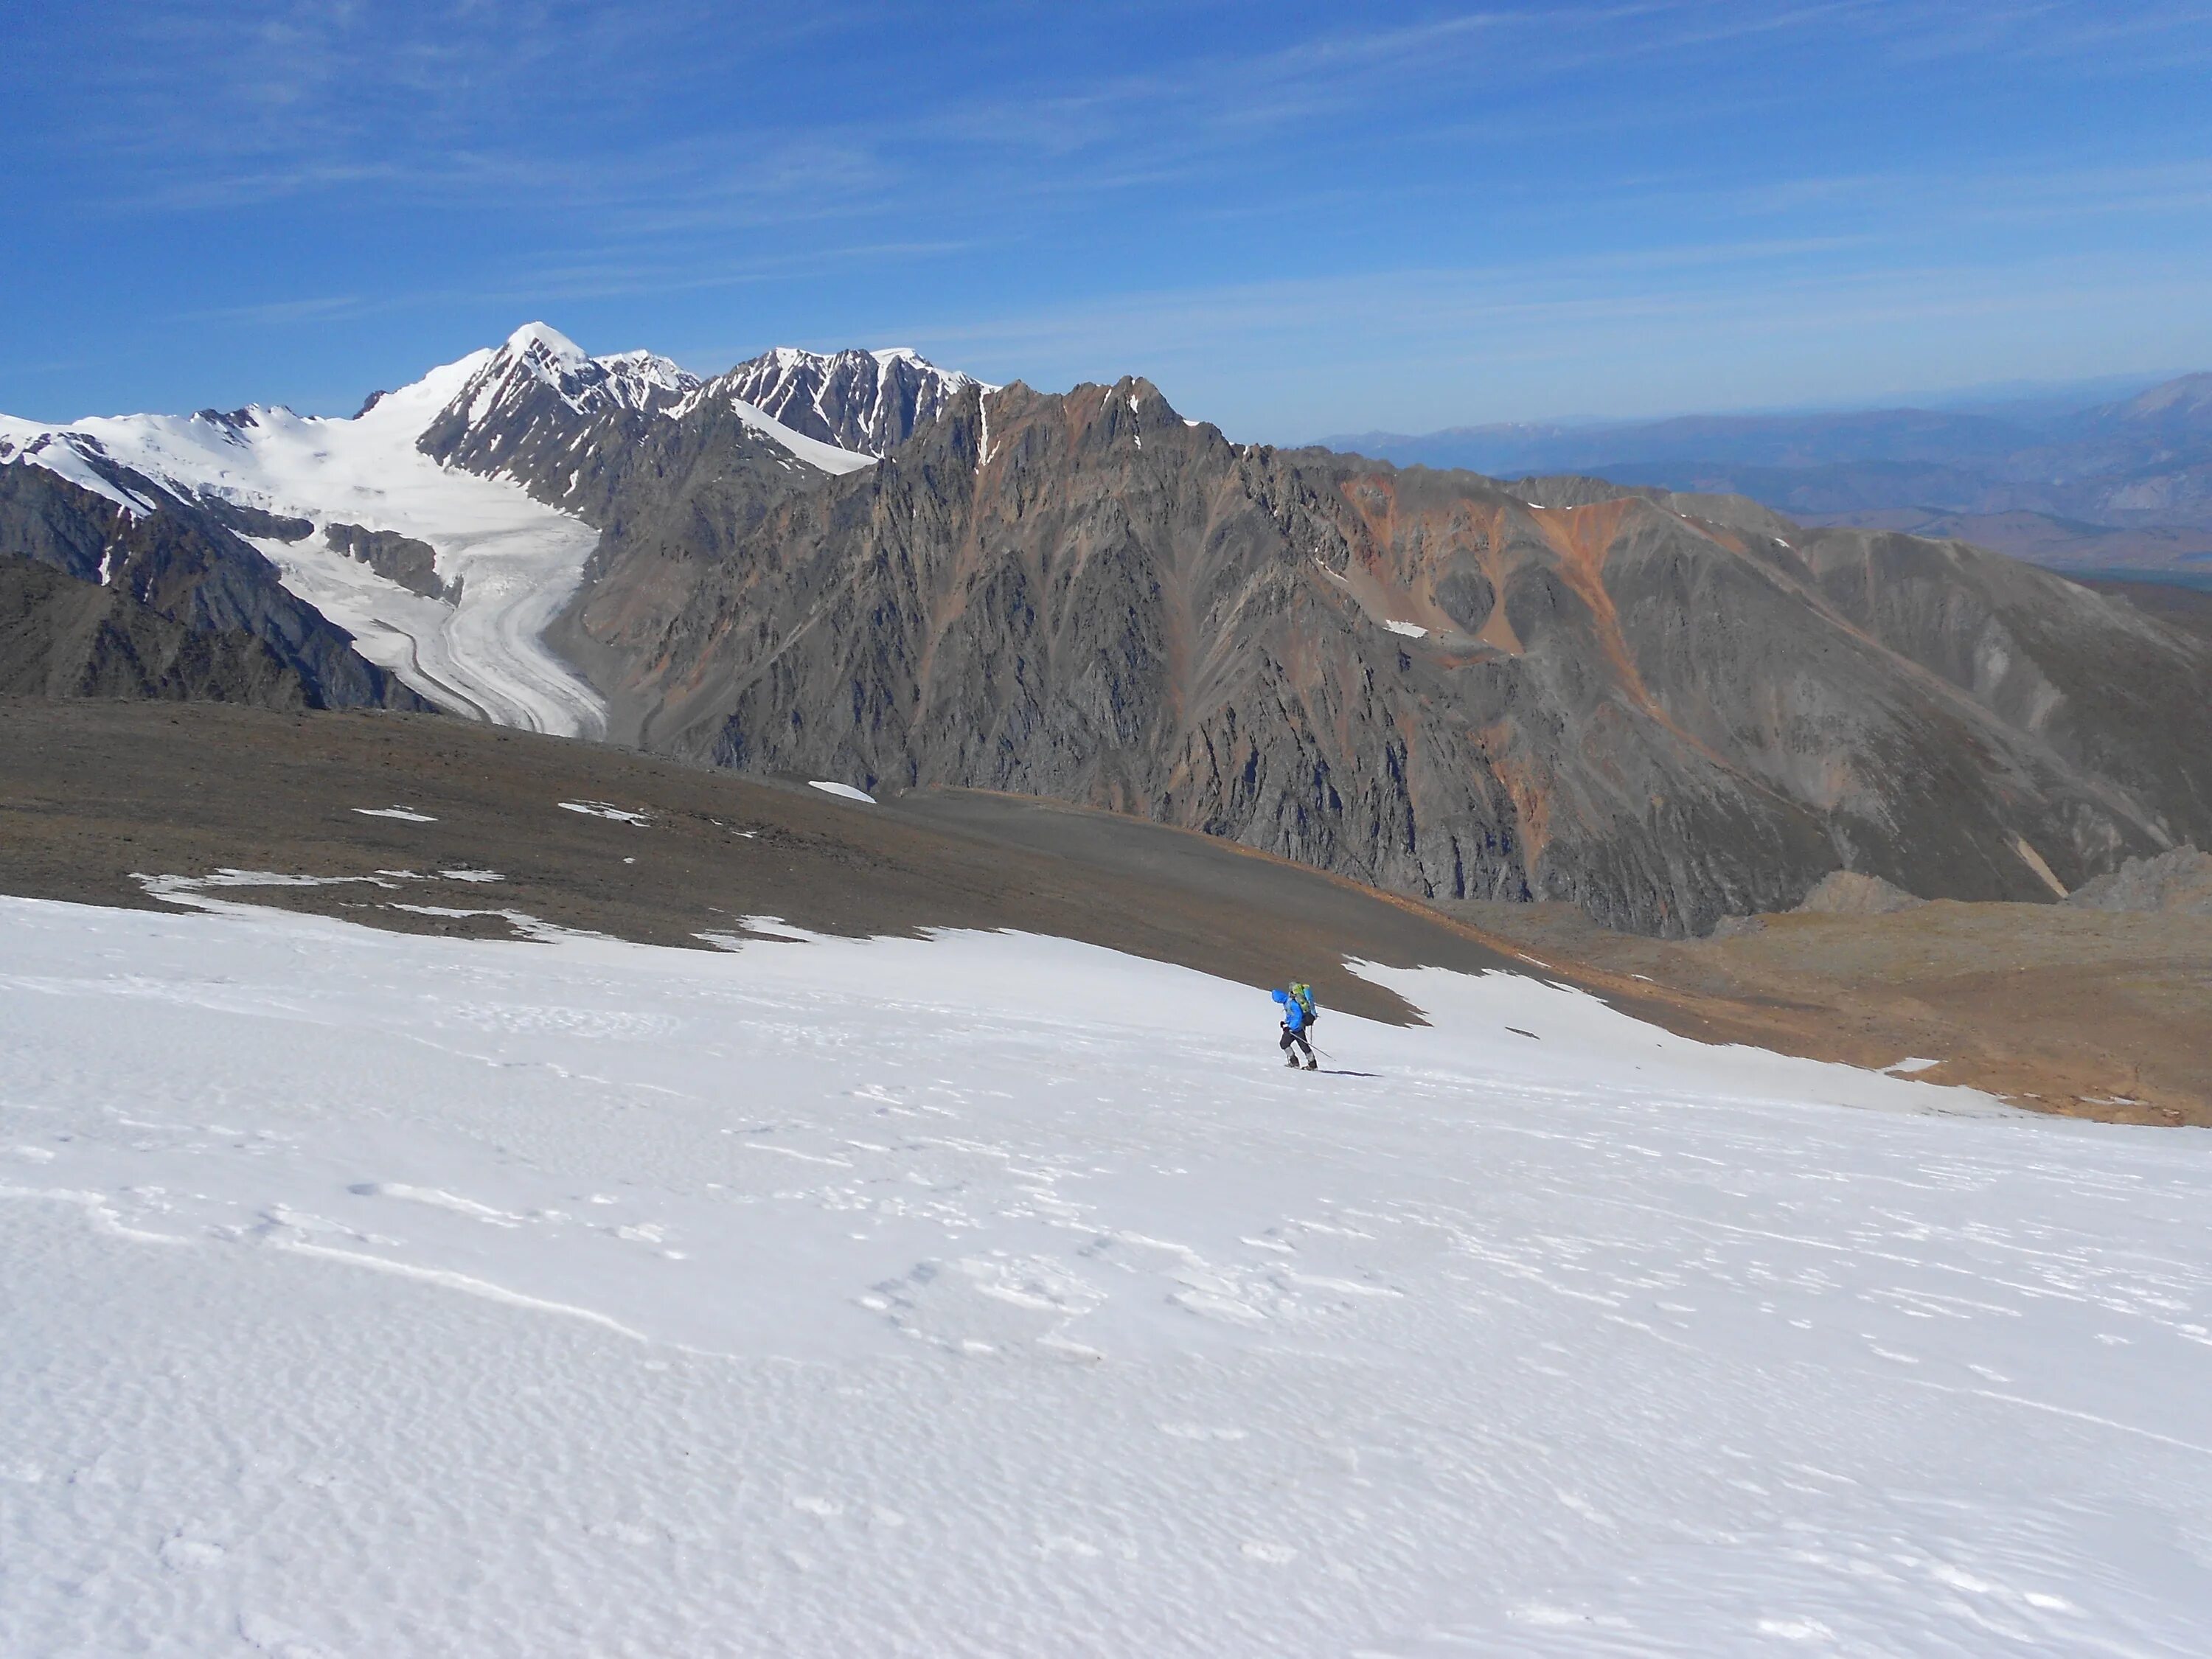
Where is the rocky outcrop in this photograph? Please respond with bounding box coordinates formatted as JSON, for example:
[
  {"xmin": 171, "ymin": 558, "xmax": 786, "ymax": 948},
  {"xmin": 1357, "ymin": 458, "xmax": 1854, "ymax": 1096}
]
[
  {"xmin": 2065, "ymin": 846, "xmax": 2212, "ymax": 915},
  {"xmin": 414, "ymin": 323, "xmax": 703, "ymax": 519},
  {"xmin": 1794, "ymin": 872, "xmax": 1926, "ymax": 915},
  {"xmin": 553, "ymin": 380, "xmax": 2212, "ymax": 935},
  {"xmin": 536, "ymin": 393, "xmax": 875, "ymax": 737},
  {"xmin": 0, "ymin": 553, "xmax": 311, "ymax": 706},
  {"xmin": 194, "ymin": 497, "xmax": 314, "ymax": 542},
  {"xmin": 324, "ymin": 523, "xmax": 451, "ymax": 601},
  {"xmin": 0, "ymin": 463, "xmax": 429, "ymax": 712}
]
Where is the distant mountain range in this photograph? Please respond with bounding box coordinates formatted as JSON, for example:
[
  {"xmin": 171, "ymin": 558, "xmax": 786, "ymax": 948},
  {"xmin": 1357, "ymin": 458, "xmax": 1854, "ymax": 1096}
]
[
  {"xmin": 1326, "ymin": 374, "xmax": 2212, "ymax": 572},
  {"xmin": 5, "ymin": 325, "xmax": 2211, "ymax": 936},
  {"xmin": 0, "ymin": 327, "xmax": 979, "ymax": 734}
]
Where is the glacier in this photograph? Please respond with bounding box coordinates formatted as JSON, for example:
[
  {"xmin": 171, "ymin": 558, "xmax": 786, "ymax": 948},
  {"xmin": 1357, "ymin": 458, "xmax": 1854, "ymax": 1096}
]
[{"xmin": 0, "ymin": 323, "xmax": 892, "ymax": 738}]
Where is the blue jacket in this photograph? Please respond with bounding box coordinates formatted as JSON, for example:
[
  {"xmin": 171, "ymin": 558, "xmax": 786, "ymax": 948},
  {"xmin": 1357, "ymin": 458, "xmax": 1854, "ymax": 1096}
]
[{"xmin": 1273, "ymin": 987, "xmax": 1313, "ymax": 1032}]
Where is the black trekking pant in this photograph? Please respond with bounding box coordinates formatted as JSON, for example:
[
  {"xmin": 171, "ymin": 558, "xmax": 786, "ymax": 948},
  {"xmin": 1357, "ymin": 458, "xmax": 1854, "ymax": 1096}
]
[{"xmin": 1280, "ymin": 1024, "xmax": 1313, "ymax": 1061}]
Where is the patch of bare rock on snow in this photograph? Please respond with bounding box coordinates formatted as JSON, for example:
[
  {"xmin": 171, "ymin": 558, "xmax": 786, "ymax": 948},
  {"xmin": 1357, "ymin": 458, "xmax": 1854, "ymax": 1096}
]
[{"xmin": 3, "ymin": 895, "xmax": 2211, "ymax": 1655}]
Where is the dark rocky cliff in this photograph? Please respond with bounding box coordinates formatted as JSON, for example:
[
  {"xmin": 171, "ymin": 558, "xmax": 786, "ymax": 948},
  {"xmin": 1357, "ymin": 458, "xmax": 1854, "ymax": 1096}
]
[
  {"xmin": 0, "ymin": 554, "xmax": 311, "ymax": 706},
  {"xmin": 323, "ymin": 522, "xmax": 452, "ymax": 601},
  {"xmin": 546, "ymin": 380, "xmax": 2212, "ymax": 936},
  {"xmin": 0, "ymin": 464, "xmax": 430, "ymax": 713}
]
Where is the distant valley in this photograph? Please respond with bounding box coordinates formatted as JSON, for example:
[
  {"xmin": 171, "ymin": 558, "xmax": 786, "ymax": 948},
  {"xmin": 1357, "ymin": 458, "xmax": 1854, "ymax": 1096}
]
[{"xmin": 1327, "ymin": 372, "xmax": 2212, "ymax": 574}]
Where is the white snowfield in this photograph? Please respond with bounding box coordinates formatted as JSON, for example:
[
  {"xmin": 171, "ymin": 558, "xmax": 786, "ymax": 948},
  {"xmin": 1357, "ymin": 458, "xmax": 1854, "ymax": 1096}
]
[
  {"xmin": 4, "ymin": 894, "xmax": 2210, "ymax": 1655},
  {"xmin": 0, "ymin": 323, "xmax": 883, "ymax": 737},
  {"xmin": 1, "ymin": 362, "xmax": 608, "ymax": 736}
]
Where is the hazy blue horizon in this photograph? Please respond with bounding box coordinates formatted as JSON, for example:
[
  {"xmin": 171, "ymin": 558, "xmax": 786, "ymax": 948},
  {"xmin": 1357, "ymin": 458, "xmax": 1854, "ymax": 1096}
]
[{"xmin": 1312, "ymin": 366, "xmax": 2193, "ymax": 445}]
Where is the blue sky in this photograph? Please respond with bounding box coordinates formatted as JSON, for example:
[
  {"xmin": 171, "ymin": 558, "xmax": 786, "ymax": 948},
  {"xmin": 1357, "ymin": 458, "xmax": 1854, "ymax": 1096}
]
[{"xmin": 5, "ymin": 1, "xmax": 2211, "ymax": 439}]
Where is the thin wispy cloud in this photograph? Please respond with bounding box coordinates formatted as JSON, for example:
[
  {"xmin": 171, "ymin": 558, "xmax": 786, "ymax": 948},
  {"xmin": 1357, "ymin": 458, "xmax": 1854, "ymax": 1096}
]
[
  {"xmin": 3, "ymin": 1, "xmax": 2209, "ymax": 428},
  {"xmin": 883, "ymin": 243, "xmax": 2212, "ymax": 434}
]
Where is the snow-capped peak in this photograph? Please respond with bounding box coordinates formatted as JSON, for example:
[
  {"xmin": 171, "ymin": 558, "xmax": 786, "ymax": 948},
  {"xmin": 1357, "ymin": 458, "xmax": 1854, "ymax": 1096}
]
[
  {"xmin": 439, "ymin": 324, "xmax": 702, "ymax": 434},
  {"xmin": 501, "ymin": 321, "xmax": 590, "ymax": 374},
  {"xmin": 593, "ymin": 349, "xmax": 695, "ymax": 397},
  {"xmin": 0, "ymin": 420, "xmax": 170, "ymax": 515},
  {"xmin": 711, "ymin": 344, "xmax": 989, "ymax": 456}
]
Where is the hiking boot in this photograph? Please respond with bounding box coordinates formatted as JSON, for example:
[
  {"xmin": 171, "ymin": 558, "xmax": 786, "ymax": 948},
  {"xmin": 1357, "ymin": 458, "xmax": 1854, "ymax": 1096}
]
[
  {"xmin": 1284, "ymin": 1054, "xmax": 1301, "ymax": 1068},
  {"xmin": 1304, "ymin": 1058, "xmax": 1318, "ymax": 1070}
]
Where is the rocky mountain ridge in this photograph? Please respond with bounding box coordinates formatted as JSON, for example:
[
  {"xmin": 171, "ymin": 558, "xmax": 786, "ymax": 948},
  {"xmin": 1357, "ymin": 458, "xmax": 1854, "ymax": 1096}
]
[
  {"xmin": 410, "ymin": 325, "xmax": 888, "ymax": 524},
  {"xmin": 546, "ymin": 376, "xmax": 2212, "ymax": 934},
  {"xmin": 714, "ymin": 346, "xmax": 987, "ymax": 455},
  {"xmin": 9, "ymin": 324, "xmax": 2211, "ymax": 936},
  {"xmin": 0, "ymin": 554, "xmax": 318, "ymax": 706}
]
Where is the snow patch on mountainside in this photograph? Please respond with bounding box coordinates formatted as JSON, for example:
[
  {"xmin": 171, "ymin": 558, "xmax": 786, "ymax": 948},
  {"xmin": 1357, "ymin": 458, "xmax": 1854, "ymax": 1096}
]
[
  {"xmin": 0, "ymin": 423, "xmax": 165, "ymax": 514},
  {"xmin": 713, "ymin": 343, "xmax": 988, "ymax": 456},
  {"xmin": 720, "ymin": 393, "xmax": 880, "ymax": 475}
]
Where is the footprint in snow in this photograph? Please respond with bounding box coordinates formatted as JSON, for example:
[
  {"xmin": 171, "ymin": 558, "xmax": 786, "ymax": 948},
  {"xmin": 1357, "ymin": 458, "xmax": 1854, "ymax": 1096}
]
[
  {"xmin": 237, "ymin": 1612, "xmax": 344, "ymax": 1659},
  {"xmin": 160, "ymin": 1537, "xmax": 225, "ymax": 1571}
]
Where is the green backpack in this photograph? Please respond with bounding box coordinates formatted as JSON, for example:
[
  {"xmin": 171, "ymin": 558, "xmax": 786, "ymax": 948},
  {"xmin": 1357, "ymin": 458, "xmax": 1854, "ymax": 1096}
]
[{"xmin": 1290, "ymin": 983, "xmax": 1318, "ymax": 1025}]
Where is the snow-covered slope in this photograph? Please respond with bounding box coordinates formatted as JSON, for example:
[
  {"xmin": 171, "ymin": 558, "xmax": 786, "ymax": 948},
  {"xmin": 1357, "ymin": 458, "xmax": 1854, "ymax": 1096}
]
[{"xmin": 6, "ymin": 891, "xmax": 2210, "ymax": 1654}]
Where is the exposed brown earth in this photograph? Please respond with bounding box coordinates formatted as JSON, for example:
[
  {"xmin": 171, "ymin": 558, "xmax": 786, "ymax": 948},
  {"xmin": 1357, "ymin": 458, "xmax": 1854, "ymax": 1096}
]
[
  {"xmin": 5, "ymin": 698, "xmax": 2198, "ymax": 1123},
  {"xmin": 0, "ymin": 698, "xmax": 1543, "ymax": 1028},
  {"xmin": 1445, "ymin": 897, "xmax": 2212, "ymax": 1127}
]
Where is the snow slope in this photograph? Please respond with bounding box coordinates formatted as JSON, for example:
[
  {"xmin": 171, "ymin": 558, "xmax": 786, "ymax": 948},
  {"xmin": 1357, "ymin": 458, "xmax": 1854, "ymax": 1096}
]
[
  {"xmin": 718, "ymin": 389, "xmax": 880, "ymax": 475},
  {"xmin": 4, "ymin": 894, "xmax": 2210, "ymax": 1655}
]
